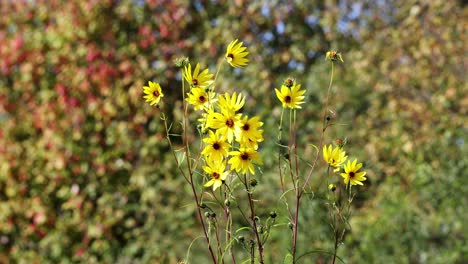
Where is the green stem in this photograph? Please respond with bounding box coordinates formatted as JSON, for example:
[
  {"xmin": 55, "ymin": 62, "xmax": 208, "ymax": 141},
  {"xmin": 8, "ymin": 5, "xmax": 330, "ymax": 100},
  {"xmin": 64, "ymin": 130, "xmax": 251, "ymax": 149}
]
[
  {"xmin": 181, "ymin": 69, "xmax": 218, "ymax": 264},
  {"xmin": 302, "ymin": 61, "xmax": 335, "ymax": 192},
  {"xmin": 243, "ymin": 174, "xmax": 265, "ymax": 264}
]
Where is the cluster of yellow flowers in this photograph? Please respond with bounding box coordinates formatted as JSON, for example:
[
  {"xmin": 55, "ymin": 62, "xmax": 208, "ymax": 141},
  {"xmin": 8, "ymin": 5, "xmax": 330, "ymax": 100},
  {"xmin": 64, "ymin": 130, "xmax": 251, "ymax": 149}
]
[
  {"xmin": 323, "ymin": 143, "xmax": 366, "ymax": 186},
  {"xmin": 144, "ymin": 39, "xmax": 263, "ymax": 191},
  {"xmin": 143, "ymin": 42, "xmax": 365, "ymax": 190}
]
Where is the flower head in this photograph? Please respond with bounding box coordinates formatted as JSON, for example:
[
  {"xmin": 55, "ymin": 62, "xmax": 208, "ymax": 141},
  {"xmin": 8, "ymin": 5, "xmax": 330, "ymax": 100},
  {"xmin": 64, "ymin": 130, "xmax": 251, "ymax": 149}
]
[
  {"xmin": 341, "ymin": 159, "xmax": 367, "ymax": 186},
  {"xmin": 207, "ymin": 109, "xmax": 241, "ymax": 143},
  {"xmin": 275, "ymin": 81, "xmax": 306, "ymax": 109},
  {"xmin": 323, "ymin": 144, "xmax": 347, "ymax": 170},
  {"xmin": 143, "ymin": 81, "xmax": 164, "ymax": 106},
  {"xmin": 235, "ymin": 115, "xmax": 264, "ymax": 149},
  {"xmin": 201, "ymin": 130, "xmax": 230, "ymax": 163},
  {"xmin": 218, "ymin": 92, "xmax": 245, "ymax": 113},
  {"xmin": 225, "ymin": 39, "xmax": 249, "ymax": 68},
  {"xmin": 183, "ymin": 63, "xmax": 214, "ymax": 89},
  {"xmin": 228, "ymin": 147, "xmax": 262, "ymax": 175},
  {"xmin": 186, "ymin": 88, "xmax": 216, "ymax": 111},
  {"xmin": 197, "ymin": 107, "xmax": 215, "ymax": 133},
  {"xmin": 203, "ymin": 159, "xmax": 229, "ymax": 191},
  {"xmin": 326, "ymin": 51, "xmax": 344, "ymax": 63}
]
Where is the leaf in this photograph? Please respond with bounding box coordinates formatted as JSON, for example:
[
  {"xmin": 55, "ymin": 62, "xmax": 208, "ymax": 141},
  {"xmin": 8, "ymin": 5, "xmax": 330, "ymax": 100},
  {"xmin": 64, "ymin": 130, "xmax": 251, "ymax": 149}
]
[{"xmin": 283, "ymin": 253, "xmax": 294, "ymax": 264}]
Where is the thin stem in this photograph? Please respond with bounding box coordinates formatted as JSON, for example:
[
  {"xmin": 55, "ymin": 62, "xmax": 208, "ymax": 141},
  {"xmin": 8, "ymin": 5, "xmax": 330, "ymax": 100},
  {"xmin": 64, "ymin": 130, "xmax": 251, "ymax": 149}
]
[
  {"xmin": 211, "ymin": 58, "xmax": 224, "ymax": 93},
  {"xmin": 180, "ymin": 69, "xmax": 218, "ymax": 264},
  {"xmin": 243, "ymin": 174, "xmax": 265, "ymax": 264},
  {"xmin": 288, "ymin": 109, "xmax": 296, "ymax": 188},
  {"xmin": 293, "ymin": 110, "xmax": 299, "ymax": 183},
  {"xmin": 224, "ymin": 188, "xmax": 236, "ymax": 264},
  {"xmin": 291, "ymin": 192, "xmax": 301, "ymax": 264},
  {"xmin": 214, "ymin": 219, "xmax": 224, "ymax": 264},
  {"xmin": 278, "ymin": 108, "xmax": 286, "ymax": 194},
  {"xmin": 291, "ymin": 109, "xmax": 301, "ymax": 264},
  {"xmin": 161, "ymin": 114, "xmax": 190, "ymax": 184},
  {"xmin": 277, "ymin": 108, "xmax": 294, "ymax": 220},
  {"xmin": 302, "ymin": 61, "xmax": 335, "ymax": 192}
]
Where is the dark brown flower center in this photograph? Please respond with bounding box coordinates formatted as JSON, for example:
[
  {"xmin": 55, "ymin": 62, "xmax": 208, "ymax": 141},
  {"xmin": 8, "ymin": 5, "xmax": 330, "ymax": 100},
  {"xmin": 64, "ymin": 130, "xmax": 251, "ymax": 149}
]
[
  {"xmin": 241, "ymin": 153, "xmax": 249, "ymax": 160},
  {"xmin": 199, "ymin": 95, "xmax": 206, "ymax": 103},
  {"xmin": 349, "ymin": 171, "xmax": 355, "ymax": 178},
  {"xmin": 213, "ymin": 142, "xmax": 220, "ymax": 150},
  {"xmin": 242, "ymin": 124, "xmax": 250, "ymax": 131},
  {"xmin": 285, "ymin": 95, "xmax": 291, "ymax": 103},
  {"xmin": 212, "ymin": 172, "xmax": 220, "ymax": 179},
  {"xmin": 227, "ymin": 53, "xmax": 234, "ymax": 60},
  {"xmin": 153, "ymin": 91, "xmax": 160, "ymax": 97},
  {"xmin": 192, "ymin": 79, "xmax": 198, "ymax": 86},
  {"xmin": 226, "ymin": 119, "xmax": 234, "ymax": 128}
]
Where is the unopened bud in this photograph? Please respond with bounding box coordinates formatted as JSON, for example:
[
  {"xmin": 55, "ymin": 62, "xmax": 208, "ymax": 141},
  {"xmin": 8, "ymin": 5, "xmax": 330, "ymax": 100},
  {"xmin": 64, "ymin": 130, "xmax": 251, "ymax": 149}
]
[
  {"xmin": 257, "ymin": 226, "xmax": 264, "ymax": 234},
  {"xmin": 325, "ymin": 51, "xmax": 344, "ymax": 63},
  {"xmin": 283, "ymin": 77, "xmax": 295, "ymax": 88},
  {"xmin": 269, "ymin": 211, "xmax": 277, "ymax": 219},
  {"xmin": 174, "ymin": 56, "xmax": 189, "ymax": 67},
  {"xmin": 250, "ymin": 178, "xmax": 258, "ymax": 187}
]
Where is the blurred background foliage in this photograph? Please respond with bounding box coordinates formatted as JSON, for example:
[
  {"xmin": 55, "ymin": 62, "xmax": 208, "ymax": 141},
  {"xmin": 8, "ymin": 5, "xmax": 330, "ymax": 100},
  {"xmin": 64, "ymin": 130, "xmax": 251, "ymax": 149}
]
[{"xmin": 0, "ymin": 0, "xmax": 466, "ymax": 263}]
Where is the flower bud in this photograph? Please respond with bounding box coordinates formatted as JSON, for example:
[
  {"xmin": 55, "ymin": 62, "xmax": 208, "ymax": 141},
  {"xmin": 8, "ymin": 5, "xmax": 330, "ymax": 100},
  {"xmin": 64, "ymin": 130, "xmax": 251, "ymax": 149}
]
[
  {"xmin": 336, "ymin": 138, "xmax": 346, "ymax": 148},
  {"xmin": 257, "ymin": 226, "xmax": 264, "ymax": 234},
  {"xmin": 283, "ymin": 77, "xmax": 295, "ymax": 88},
  {"xmin": 269, "ymin": 211, "xmax": 277, "ymax": 218},
  {"xmin": 328, "ymin": 184, "xmax": 336, "ymax": 192},
  {"xmin": 336, "ymin": 139, "xmax": 343, "ymax": 146},
  {"xmin": 250, "ymin": 178, "xmax": 258, "ymax": 187},
  {"xmin": 174, "ymin": 56, "xmax": 189, "ymax": 67},
  {"xmin": 325, "ymin": 51, "xmax": 344, "ymax": 63}
]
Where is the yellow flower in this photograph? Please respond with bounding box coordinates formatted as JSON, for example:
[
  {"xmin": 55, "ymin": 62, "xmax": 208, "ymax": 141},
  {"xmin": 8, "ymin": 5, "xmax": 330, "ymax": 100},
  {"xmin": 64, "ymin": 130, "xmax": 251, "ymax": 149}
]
[
  {"xmin": 201, "ymin": 130, "xmax": 230, "ymax": 163},
  {"xmin": 341, "ymin": 159, "xmax": 367, "ymax": 186},
  {"xmin": 225, "ymin": 39, "xmax": 249, "ymax": 68},
  {"xmin": 235, "ymin": 115, "xmax": 264, "ymax": 149},
  {"xmin": 183, "ymin": 63, "xmax": 214, "ymax": 89},
  {"xmin": 207, "ymin": 109, "xmax": 241, "ymax": 143},
  {"xmin": 325, "ymin": 51, "xmax": 344, "ymax": 63},
  {"xmin": 323, "ymin": 144, "xmax": 347, "ymax": 170},
  {"xmin": 275, "ymin": 82, "xmax": 305, "ymax": 109},
  {"xmin": 186, "ymin": 88, "xmax": 216, "ymax": 111},
  {"xmin": 228, "ymin": 147, "xmax": 262, "ymax": 175},
  {"xmin": 203, "ymin": 159, "xmax": 229, "ymax": 191},
  {"xmin": 217, "ymin": 92, "xmax": 245, "ymax": 113},
  {"xmin": 143, "ymin": 81, "xmax": 164, "ymax": 106}
]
